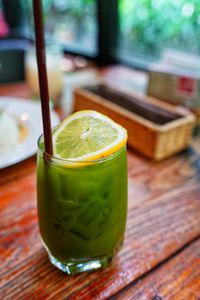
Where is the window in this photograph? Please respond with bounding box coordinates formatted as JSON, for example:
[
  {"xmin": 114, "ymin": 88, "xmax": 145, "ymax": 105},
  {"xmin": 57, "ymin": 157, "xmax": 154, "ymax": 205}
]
[
  {"xmin": 1, "ymin": 0, "xmax": 200, "ymax": 69},
  {"xmin": 25, "ymin": 0, "xmax": 97, "ymax": 56},
  {"xmin": 118, "ymin": 0, "xmax": 200, "ymax": 68}
]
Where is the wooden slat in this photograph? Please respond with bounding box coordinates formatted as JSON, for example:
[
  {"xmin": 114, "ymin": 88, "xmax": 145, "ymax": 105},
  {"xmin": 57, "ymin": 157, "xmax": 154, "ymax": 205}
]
[{"xmin": 113, "ymin": 237, "xmax": 200, "ymax": 300}]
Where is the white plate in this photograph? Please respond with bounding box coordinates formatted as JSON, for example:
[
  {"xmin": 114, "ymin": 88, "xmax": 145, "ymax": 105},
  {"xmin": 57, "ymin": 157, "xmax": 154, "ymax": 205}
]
[{"xmin": 0, "ymin": 97, "xmax": 60, "ymax": 169}]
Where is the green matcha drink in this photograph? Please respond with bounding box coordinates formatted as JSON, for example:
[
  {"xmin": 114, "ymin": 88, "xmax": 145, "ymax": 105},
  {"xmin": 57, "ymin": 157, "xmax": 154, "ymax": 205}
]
[{"xmin": 37, "ymin": 110, "xmax": 128, "ymax": 274}]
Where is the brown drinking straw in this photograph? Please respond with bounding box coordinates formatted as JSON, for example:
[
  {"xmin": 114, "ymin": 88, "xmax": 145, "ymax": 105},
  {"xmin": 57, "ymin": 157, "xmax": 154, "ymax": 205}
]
[{"xmin": 33, "ymin": 0, "xmax": 53, "ymax": 155}]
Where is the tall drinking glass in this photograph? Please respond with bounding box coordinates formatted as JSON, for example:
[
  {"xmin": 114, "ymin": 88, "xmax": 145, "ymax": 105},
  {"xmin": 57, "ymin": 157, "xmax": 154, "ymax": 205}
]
[
  {"xmin": 25, "ymin": 44, "xmax": 64, "ymax": 106},
  {"xmin": 37, "ymin": 134, "xmax": 127, "ymax": 275}
]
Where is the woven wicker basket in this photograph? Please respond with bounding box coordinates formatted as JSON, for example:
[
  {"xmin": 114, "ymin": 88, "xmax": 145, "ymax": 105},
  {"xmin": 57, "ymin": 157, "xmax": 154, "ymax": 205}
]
[{"xmin": 73, "ymin": 83, "xmax": 196, "ymax": 160}]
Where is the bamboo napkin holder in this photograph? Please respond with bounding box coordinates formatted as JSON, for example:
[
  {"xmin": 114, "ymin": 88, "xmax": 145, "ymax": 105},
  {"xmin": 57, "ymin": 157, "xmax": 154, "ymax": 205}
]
[{"xmin": 73, "ymin": 83, "xmax": 196, "ymax": 160}]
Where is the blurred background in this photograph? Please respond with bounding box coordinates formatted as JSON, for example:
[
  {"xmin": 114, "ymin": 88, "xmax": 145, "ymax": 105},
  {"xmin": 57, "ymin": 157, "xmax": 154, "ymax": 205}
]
[
  {"xmin": 0, "ymin": 0, "xmax": 200, "ymax": 74},
  {"xmin": 0, "ymin": 0, "xmax": 200, "ymax": 114}
]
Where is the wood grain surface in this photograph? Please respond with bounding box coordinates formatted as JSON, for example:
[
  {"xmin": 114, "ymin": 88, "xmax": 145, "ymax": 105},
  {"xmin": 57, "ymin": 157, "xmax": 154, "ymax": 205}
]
[
  {"xmin": 113, "ymin": 237, "xmax": 200, "ymax": 300},
  {"xmin": 1, "ymin": 79, "xmax": 200, "ymax": 299}
]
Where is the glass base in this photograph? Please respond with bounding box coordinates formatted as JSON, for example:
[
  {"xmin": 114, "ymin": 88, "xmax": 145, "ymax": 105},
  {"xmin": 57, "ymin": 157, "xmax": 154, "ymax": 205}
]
[{"xmin": 48, "ymin": 251, "xmax": 113, "ymax": 275}]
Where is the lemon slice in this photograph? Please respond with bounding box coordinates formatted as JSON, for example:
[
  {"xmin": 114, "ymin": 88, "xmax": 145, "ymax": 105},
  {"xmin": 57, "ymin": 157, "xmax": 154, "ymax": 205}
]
[{"xmin": 53, "ymin": 110, "xmax": 127, "ymax": 161}]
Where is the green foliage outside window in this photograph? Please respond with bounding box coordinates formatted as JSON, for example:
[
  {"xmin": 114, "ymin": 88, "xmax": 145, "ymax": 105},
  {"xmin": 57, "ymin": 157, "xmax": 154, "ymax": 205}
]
[
  {"xmin": 119, "ymin": 0, "xmax": 200, "ymax": 60},
  {"xmin": 16, "ymin": 0, "xmax": 200, "ymax": 62},
  {"xmin": 25, "ymin": 0, "xmax": 96, "ymax": 51}
]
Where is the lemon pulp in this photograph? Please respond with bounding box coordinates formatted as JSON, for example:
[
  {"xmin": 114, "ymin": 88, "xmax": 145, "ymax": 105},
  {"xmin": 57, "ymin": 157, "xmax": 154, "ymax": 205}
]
[{"xmin": 53, "ymin": 110, "xmax": 127, "ymax": 161}]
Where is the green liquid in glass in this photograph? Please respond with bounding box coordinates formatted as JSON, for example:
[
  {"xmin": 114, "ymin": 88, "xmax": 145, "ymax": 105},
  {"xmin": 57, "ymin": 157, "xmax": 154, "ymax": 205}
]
[{"xmin": 37, "ymin": 140, "xmax": 127, "ymax": 274}]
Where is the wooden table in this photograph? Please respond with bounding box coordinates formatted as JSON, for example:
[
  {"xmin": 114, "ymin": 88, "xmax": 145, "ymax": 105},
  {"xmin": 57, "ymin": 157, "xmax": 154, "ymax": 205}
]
[{"xmin": 1, "ymin": 75, "xmax": 200, "ymax": 300}]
